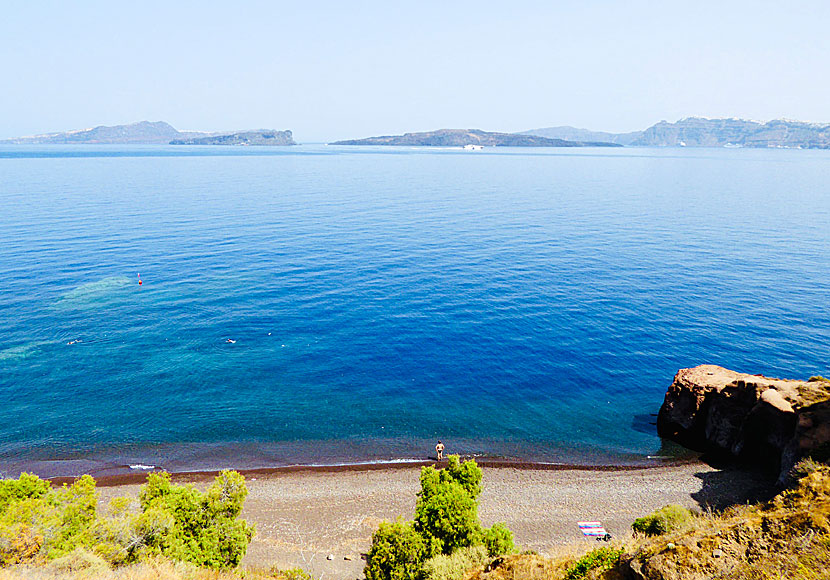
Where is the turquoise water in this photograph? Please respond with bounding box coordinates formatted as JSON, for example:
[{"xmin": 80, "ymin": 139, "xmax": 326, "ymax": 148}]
[{"xmin": 1, "ymin": 145, "xmax": 829, "ymax": 477}]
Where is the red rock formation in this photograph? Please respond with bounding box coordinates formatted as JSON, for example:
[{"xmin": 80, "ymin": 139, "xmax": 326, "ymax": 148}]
[{"xmin": 657, "ymin": 365, "xmax": 830, "ymax": 482}]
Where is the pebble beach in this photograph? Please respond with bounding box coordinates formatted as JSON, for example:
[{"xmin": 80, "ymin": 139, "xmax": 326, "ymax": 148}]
[{"xmin": 97, "ymin": 461, "xmax": 773, "ymax": 579}]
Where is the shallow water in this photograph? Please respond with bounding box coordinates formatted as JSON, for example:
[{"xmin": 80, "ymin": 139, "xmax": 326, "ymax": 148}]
[{"xmin": 1, "ymin": 144, "xmax": 829, "ymax": 477}]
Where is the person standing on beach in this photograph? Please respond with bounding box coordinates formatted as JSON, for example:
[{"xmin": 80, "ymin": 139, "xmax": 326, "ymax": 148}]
[{"xmin": 435, "ymin": 440, "xmax": 445, "ymax": 460}]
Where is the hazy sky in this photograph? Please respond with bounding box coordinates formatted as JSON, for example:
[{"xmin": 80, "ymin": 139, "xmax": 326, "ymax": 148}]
[{"xmin": 2, "ymin": 0, "xmax": 829, "ymax": 142}]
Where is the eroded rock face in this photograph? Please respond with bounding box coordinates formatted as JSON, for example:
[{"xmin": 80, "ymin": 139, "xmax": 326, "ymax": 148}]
[{"xmin": 657, "ymin": 365, "xmax": 830, "ymax": 482}]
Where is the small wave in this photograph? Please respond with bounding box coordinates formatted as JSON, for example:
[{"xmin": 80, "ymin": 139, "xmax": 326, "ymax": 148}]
[{"xmin": 128, "ymin": 464, "xmax": 156, "ymax": 470}]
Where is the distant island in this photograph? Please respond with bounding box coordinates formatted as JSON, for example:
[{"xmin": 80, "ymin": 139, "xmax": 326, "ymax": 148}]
[
  {"xmin": 0, "ymin": 121, "xmax": 296, "ymax": 146},
  {"xmin": 523, "ymin": 117, "xmax": 830, "ymax": 149},
  {"xmin": 6, "ymin": 117, "xmax": 830, "ymax": 149},
  {"xmin": 169, "ymin": 130, "xmax": 294, "ymax": 146},
  {"xmin": 330, "ymin": 128, "xmax": 621, "ymax": 148}
]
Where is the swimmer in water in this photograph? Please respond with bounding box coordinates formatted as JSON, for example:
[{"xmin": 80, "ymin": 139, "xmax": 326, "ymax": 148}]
[
  {"xmin": 67, "ymin": 339, "xmax": 82, "ymax": 345},
  {"xmin": 226, "ymin": 339, "xmax": 236, "ymax": 344}
]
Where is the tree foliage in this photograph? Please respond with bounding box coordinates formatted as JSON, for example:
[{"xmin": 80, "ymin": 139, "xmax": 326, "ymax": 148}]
[
  {"xmin": 365, "ymin": 519, "xmax": 428, "ymax": 580},
  {"xmin": 365, "ymin": 456, "xmax": 514, "ymax": 580},
  {"xmin": 138, "ymin": 470, "xmax": 254, "ymax": 568},
  {"xmin": 0, "ymin": 470, "xmax": 253, "ymax": 569},
  {"xmin": 481, "ymin": 522, "xmax": 514, "ymax": 557}
]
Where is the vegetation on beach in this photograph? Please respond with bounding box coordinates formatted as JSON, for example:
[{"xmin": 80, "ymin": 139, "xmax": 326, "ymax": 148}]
[
  {"xmin": 4, "ymin": 458, "xmax": 830, "ymax": 579},
  {"xmin": 562, "ymin": 547, "xmax": 624, "ymax": 580},
  {"xmin": 464, "ymin": 458, "xmax": 830, "ymax": 580},
  {"xmin": 631, "ymin": 505, "xmax": 693, "ymax": 537},
  {"xmin": 365, "ymin": 456, "xmax": 515, "ymax": 580},
  {"xmin": 0, "ymin": 470, "xmax": 253, "ymax": 570}
]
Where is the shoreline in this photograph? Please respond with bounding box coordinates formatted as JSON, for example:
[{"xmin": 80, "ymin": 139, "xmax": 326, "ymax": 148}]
[{"xmin": 47, "ymin": 454, "xmax": 706, "ymax": 487}]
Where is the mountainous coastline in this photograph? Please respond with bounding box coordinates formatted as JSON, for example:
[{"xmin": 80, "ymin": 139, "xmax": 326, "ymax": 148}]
[
  {"xmin": 0, "ymin": 121, "xmax": 295, "ymax": 146},
  {"xmin": 633, "ymin": 117, "xmax": 830, "ymax": 148},
  {"xmin": 331, "ymin": 128, "xmax": 621, "ymax": 147},
  {"xmin": 520, "ymin": 125, "xmax": 643, "ymax": 146},
  {"xmin": 524, "ymin": 117, "xmax": 830, "ymax": 148},
  {"xmin": 5, "ymin": 117, "xmax": 830, "ymax": 149}
]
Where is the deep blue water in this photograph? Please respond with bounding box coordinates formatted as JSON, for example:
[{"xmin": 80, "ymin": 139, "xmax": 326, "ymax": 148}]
[{"xmin": 1, "ymin": 144, "xmax": 829, "ymax": 477}]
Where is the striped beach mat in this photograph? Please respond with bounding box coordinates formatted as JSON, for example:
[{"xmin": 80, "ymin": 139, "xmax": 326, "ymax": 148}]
[{"xmin": 577, "ymin": 521, "xmax": 610, "ymax": 540}]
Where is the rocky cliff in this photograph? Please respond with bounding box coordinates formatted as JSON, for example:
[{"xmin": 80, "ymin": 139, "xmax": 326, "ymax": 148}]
[
  {"xmin": 631, "ymin": 117, "xmax": 830, "ymax": 148},
  {"xmin": 657, "ymin": 365, "xmax": 830, "ymax": 482}
]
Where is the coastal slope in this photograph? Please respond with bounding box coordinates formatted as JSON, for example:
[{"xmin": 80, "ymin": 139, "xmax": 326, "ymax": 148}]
[
  {"xmin": 632, "ymin": 117, "xmax": 830, "ymax": 148},
  {"xmin": 331, "ymin": 129, "xmax": 621, "ymax": 147},
  {"xmin": 0, "ymin": 121, "xmax": 183, "ymax": 144},
  {"xmin": 521, "ymin": 125, "xmax": 643, "ymax": 145},
  {"xmin": 523, "ymin": 117, "xmax": 830, "ymax": 148}
]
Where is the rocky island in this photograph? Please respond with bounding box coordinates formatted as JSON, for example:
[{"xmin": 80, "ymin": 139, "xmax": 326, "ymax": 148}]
[
  {"xmin": 657, "ymin": 364, "xmax": 830, "ymax": 482},
  {"xmin": 169, "ymin": 129, "xmax": 294, "ymax": 146},
  {"xmin": 331, "ymin": 128, "xmax": 621, "ymax": 147},
  {"xmin": 0, "ymin": 121, "xmax": 295, "ymax": 146}
]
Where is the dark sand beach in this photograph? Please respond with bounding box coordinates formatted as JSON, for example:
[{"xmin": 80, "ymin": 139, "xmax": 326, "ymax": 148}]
[{"xmin": 95, "ymin": 460, "xmax": 773, "ymax": 579}]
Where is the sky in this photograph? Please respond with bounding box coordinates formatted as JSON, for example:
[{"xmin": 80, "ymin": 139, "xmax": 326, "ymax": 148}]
[{"xmin": 2, "ymin": 0, "xmax": 829, "ymax": 142}]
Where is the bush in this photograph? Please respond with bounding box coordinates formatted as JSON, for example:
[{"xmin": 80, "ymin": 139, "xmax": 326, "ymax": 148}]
[
  {"xmin": 0, "ymin": 473, "xmax": 101, "ymax": 562},
  {"xmin": 272, "ymin": 567, "xmax": 316, "ymax": 580},
  {"xmin": 482, "ymin": 522, "xmax": 514, "ymax": 557},
  {"xmin": 809, "ymin": 376, "xmax": 830, "ymax": 383},
  {"xmin": 791, "ymin": 457, "xmax": 824, "ymax": 481},
  {"xmin": 564, "ymin": 547, "xmax": 624, "ymax": 580},
  {"xmin": 0, "ymin": 522, "xmax": 43, "ymax": 565},
  {"xmin": 138, "ymin": 470, "xmax": 254, "ymax": 568},
  {"xmin": 365, "ymin": 519, "xmax": 429, "ymax": 580},
  {"xmin": 0, "ymin": 470, "xmax": 254, "ymax": 569},
  {"xmin": 366, "ymin": 457, "xmax": 515, "ymax": 579},
  {"xmin": 0, "ymin": 473, "xmax": 50, "ymax": 514},
  {"xmin": 422, "ymin": 545, "xmax": 489, "ymax": 580},
  {"xmin": 48, "ymin": 547, "xmax": 109, "ymax": 572},
  {"xmin": 632, "ymin": 504, "xmax": 692, "ymax": 536},
  {"xmin": 415, "ymin": 456, "xmax": 483, "ymax": 555}
]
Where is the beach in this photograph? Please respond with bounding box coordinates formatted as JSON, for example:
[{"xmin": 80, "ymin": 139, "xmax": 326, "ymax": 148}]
[{"xmin": 97, "ymin": 461, "xmax": 773, "ymax": 579}]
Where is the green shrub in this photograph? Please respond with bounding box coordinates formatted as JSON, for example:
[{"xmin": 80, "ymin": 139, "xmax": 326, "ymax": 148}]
[
  {"xmin": 809, "ymin": 376, "xmax": 830, "ymax": 383},
  {"xmin": 415, "ymin": 456, "xmax": 484, "ymax": 555},
  {"xmin": 48, "ymin": 547, "xmax": 109, "ymax": 572},
  {"xmin": 482, "ymin": 522, "xmax": 514, "ymax": 557},
  {"xmin": 422, "ymin": 545, "xmax": 489, "ymax": 580},
  {"xmin": 365, "ymin": 518, "xmax": 429, "ymax": 580},
  {"xmin": 138, "ymin": 470, "xmax": 254, "ymax": 568},
  {"xmin": 0, "ymin": 470, "xmax": 254, "ymax": 569},
  {"xmin": 366, "ymin": 457, "xmax": 515, "ymax": 579},
  {"xmin": 632, "ymin": 504, "xmax": 692, "ymax": 536},
  {"xmin": 564, "ymin": 547, "xmax": 624, "ymax": 580},
  {"xmin": 0, "ymin": 473, "xmax": 50, "ymax": 514},
  {"xmin": 0, "ymin": 473, "xmax": 101, "ymax": 562},
  {"xmin": 272, "ymin": 567, "xmax": 316, "ymax": 580}
]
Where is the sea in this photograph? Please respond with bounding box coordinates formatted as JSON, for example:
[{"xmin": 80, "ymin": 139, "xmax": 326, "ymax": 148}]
[{"xmin": 1, "ymin": 144, "xmax": 828, "ymax": 479}]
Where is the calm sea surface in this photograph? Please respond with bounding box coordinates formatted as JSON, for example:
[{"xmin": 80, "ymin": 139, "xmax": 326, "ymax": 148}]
[{"xmin": 1, "ymin": 145, "xmax": 829, "ymax": 477}]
